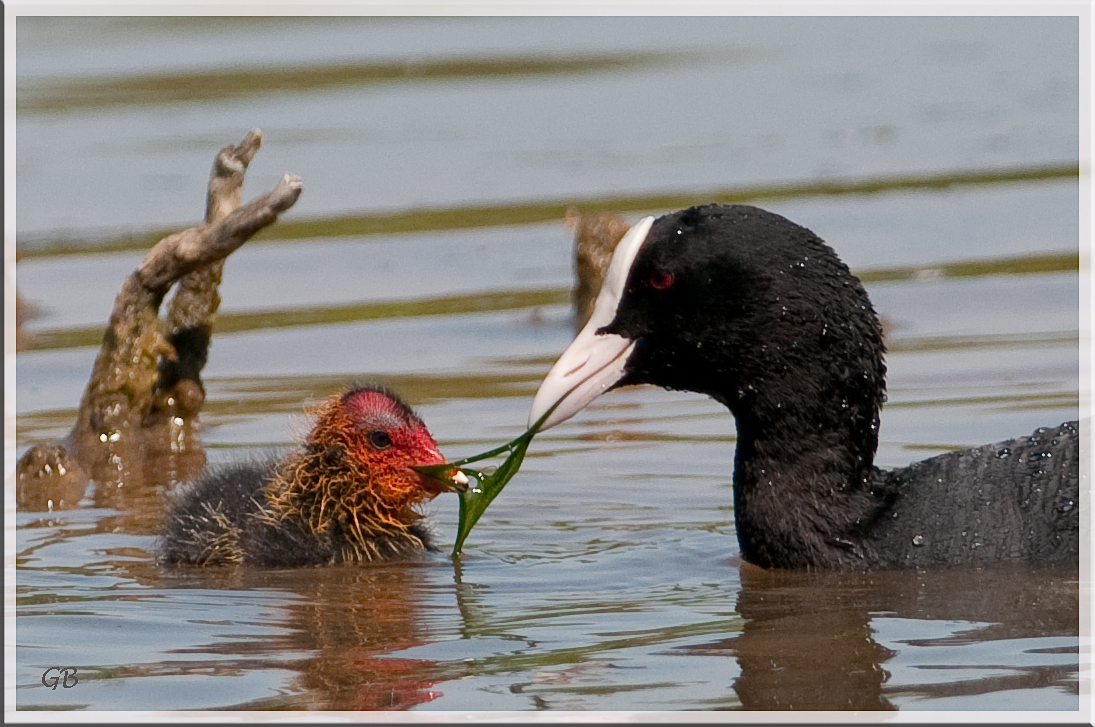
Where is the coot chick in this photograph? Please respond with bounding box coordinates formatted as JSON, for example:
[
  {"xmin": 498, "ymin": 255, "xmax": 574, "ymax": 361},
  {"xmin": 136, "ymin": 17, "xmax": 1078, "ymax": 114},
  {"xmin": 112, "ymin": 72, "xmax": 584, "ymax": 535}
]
[
  {"xmin": 529, "ymin": 204, "xmax": 1080, "ymax": 571},
  {"xmin": 160, "ymin": 385, "xmax": 465, "ymax": 567}
]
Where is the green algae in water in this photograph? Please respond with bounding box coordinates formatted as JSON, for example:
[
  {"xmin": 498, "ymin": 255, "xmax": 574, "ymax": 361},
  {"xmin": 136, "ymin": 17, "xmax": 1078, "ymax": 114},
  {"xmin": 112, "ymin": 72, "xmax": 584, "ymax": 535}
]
[{"xmin": 416, "ymin": 400, "xmax": 561, "ymax": 556}]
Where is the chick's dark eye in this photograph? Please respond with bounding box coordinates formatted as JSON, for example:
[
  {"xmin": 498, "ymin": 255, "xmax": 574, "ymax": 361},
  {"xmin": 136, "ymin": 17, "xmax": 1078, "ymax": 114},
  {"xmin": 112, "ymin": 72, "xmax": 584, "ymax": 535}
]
[
  {"xmin": 648, "ymin": 269, "xmax": 674, "ymax": 291},
  {"xmin": 366, "ymin": 430, "xmax": 392, "ymax": 450}
]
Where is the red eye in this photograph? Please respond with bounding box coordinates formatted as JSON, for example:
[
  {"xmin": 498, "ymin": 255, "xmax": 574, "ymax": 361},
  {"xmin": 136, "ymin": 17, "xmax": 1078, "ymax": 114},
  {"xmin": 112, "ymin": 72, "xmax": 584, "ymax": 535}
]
[{"xmin": 648, "ymin": 269, "xmax": 674, "ymax": 291}]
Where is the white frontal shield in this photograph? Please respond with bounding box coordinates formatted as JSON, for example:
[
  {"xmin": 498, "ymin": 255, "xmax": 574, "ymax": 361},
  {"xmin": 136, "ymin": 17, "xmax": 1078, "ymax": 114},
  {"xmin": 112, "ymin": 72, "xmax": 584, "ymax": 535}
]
[{"xmin": 527, "ymin": 216, "xmax": 655, "ymax": 431}]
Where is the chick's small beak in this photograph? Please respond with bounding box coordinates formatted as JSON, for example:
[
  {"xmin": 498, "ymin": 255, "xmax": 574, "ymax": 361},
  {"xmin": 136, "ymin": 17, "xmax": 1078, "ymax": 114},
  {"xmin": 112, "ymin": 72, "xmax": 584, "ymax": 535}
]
[{"xmin": 414, "ymin": 462, "xmax": 471, "ymax": 494}]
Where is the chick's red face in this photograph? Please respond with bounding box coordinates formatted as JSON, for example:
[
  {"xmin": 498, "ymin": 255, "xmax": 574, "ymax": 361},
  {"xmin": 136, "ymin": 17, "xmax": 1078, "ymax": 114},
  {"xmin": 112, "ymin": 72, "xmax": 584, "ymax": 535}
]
[{"xmin": 339, "ymin": 388, "xmax": 449, "ymax": 500}]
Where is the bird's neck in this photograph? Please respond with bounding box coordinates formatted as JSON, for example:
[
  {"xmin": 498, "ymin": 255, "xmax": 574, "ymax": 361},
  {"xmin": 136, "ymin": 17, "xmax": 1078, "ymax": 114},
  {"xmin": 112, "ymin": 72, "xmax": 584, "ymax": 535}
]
[{"xmin": 718, "ymin": 379, "xmax": 889, "ymax": 570}]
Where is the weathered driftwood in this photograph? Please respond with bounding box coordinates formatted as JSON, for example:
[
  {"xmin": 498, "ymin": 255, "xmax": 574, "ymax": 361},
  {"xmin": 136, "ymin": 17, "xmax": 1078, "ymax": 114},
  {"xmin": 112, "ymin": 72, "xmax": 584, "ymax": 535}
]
[
  {"xmin": 16, "ymin": 130, "xmax": 303, "ymax": 510},
  {"xmin": 152, "ymin": 129, "xmax": 262, "ymax": 421},
  {"xmin": 566, "ymin": 206, "xmax": 631, "ymax": 331},
  {"xmin": 15, "ymin": 251, "xmax": 36, "ymax": 352}
]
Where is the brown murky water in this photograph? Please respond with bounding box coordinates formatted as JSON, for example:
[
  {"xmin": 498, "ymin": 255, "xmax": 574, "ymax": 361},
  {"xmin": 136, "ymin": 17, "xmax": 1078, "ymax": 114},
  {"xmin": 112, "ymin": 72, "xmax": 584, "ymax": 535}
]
[{"xmin": 11, "ymin": 14, "xmax": 1082, "ymax": 715}]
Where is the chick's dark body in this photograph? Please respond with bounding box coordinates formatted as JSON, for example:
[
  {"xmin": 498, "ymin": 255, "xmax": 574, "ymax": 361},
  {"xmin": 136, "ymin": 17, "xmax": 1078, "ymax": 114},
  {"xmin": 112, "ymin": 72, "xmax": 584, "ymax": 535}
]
[
  {"xmin": 160, "ymin": 459, "xmax": 433, "ymax": 567},
  {"xmin": 160, "ymin": 385, "xmax": 446, "ymax": 568}
]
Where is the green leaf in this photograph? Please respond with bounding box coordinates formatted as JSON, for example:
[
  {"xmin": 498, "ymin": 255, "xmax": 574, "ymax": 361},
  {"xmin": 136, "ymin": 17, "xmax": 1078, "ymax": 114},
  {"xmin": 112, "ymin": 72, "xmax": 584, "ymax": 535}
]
[{"xmin": 416, "ymin": 398, "xmax": 563, "ymax": 556}]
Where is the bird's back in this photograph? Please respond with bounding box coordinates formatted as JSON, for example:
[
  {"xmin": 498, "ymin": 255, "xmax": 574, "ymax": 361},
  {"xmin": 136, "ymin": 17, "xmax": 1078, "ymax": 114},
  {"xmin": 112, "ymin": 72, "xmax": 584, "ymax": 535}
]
[
  {"xmin": 159, "ymin": 460, "xmax": 274, "ymax": 566},
  {"xmin": 869, "ymin": 421, "xmax": 1080, "ymax": 569}
]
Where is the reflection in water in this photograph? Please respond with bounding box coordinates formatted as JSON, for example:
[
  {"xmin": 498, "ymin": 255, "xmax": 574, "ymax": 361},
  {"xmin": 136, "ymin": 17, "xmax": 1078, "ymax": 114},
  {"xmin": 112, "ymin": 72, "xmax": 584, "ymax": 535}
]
[
  {"xmin": 158, "ymin": 565, "xmax": 457, "ymax": 710},
  {"xmin": 673, "ymin": 565, "xmax": 1079, "ymax": 710},
  {"xmin": 286, "ymin": 567, "xmax": 447, "ymax": 710},
  {"xmin": 222, "ymin": 558, "xmax": 1077, "ymax": 711}
]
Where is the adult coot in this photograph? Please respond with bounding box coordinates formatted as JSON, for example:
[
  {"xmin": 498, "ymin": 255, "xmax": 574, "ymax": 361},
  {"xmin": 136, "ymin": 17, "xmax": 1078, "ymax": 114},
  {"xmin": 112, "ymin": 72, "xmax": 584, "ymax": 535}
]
[
  {"xmin": 529, "ymin": 204, "xmax": 1080, "ymax": 570},
  {"xmin": 160, "ymin": 385, "xmax": 466, "ymax": 567}
]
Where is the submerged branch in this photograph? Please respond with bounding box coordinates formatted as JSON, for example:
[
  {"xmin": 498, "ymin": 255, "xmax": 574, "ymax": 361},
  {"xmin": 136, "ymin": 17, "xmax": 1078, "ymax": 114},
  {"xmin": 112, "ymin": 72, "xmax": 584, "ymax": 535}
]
[{"xmin": 17, "ymin": 129, "xmax": 303, "ymax": 510}]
